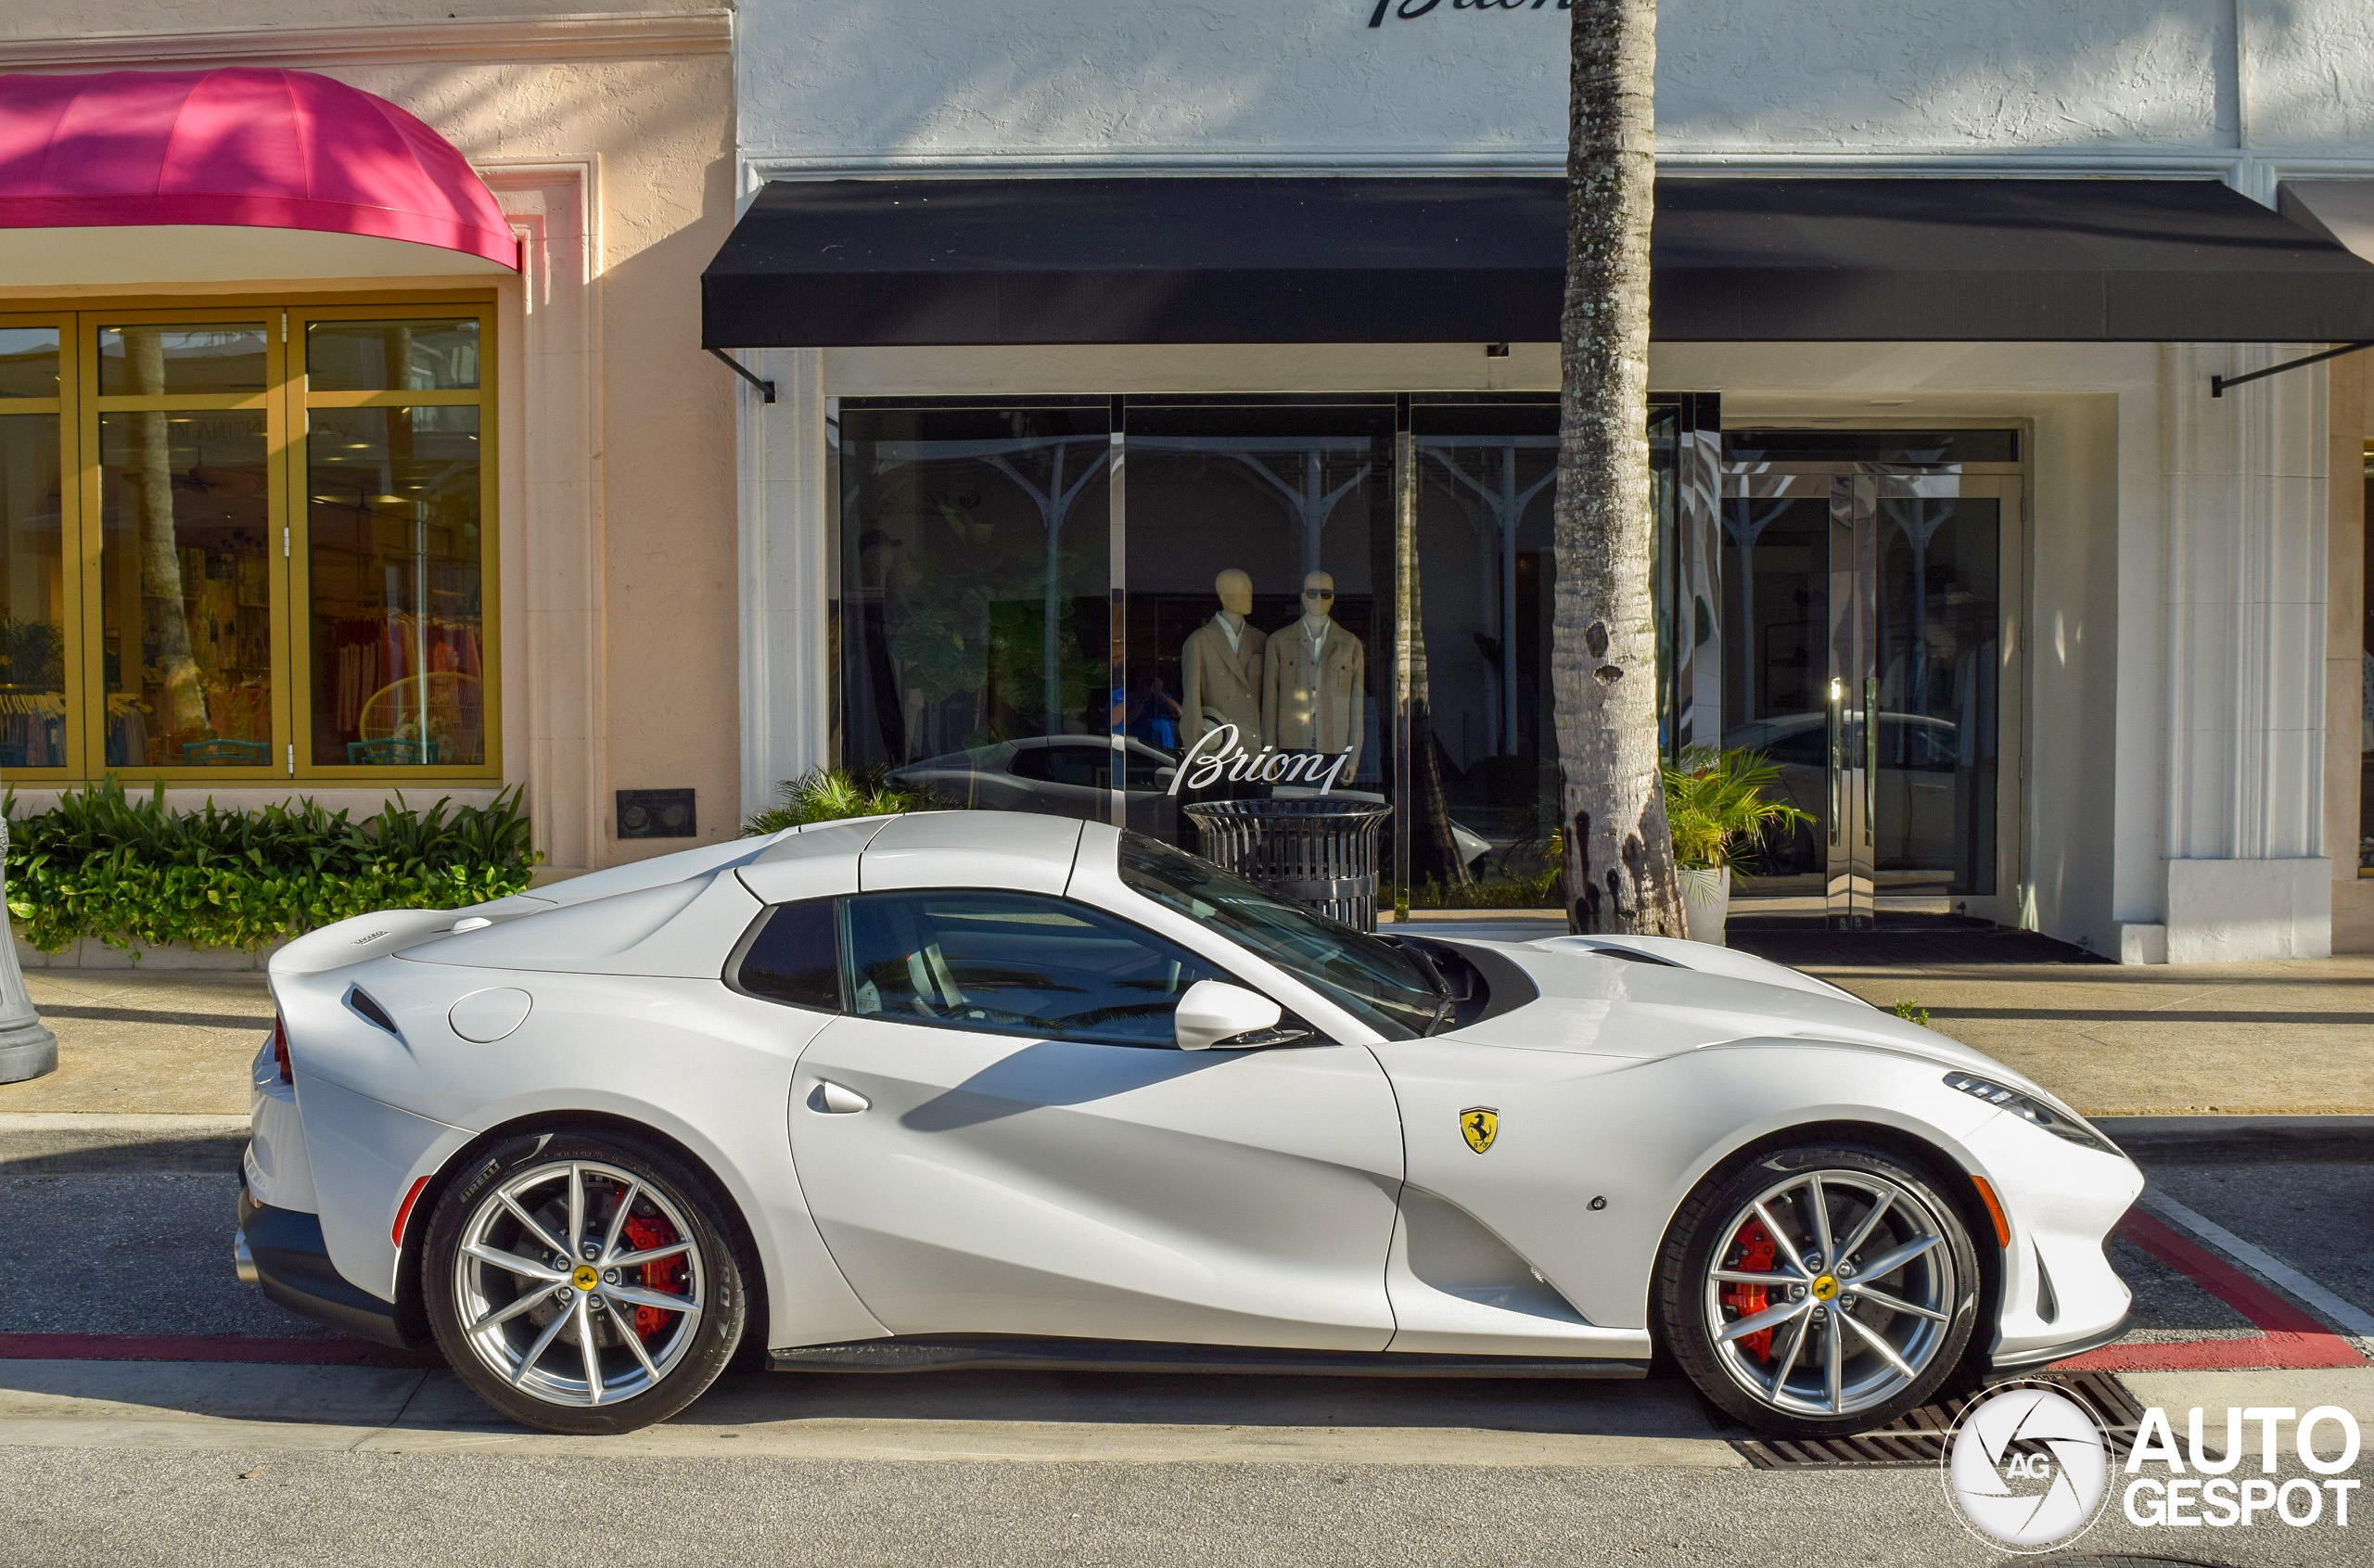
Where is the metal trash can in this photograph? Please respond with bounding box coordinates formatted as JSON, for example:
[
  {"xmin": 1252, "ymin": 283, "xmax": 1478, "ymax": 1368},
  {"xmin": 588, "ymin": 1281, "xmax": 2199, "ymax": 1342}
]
[{"xmin": 1182, "ymin": 798, "xmax": 1393, "ymax": 932}]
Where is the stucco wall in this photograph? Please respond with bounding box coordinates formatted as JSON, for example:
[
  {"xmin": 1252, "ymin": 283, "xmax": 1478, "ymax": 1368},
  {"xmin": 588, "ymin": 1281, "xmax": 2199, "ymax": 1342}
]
[
  {"xmin": 734, "ymin": 0, "xmax": 2374, "ymax": 168},
  {"xmin": 0, "ymin": 4, "xmax": 741, "ymax": 871}
]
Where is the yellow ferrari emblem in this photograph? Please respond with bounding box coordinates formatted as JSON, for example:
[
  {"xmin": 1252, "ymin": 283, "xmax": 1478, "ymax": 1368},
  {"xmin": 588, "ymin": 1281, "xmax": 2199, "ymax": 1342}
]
[
  {"xmin": 572, "ymin": 1264, "xmax": 600, "ymax": 1293},
  {"xmin": 1810, "ymin": 1273, "xmax": 1840, "ymax": 1302},
  {"xmin": 1460, "ymin": 1106, "xmax": 1499, "ymax": 1154}
]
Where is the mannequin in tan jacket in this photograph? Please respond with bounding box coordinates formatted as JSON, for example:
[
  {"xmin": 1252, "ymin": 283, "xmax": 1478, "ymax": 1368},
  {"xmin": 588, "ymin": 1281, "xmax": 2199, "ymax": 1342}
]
[
  {"xmin": 1178, "ymin": 567, "xmax": 1266, "ymax": 753},
  {"xmin": 1264, "ymin": 569, "xmax": 1363, "ymax": 775}
]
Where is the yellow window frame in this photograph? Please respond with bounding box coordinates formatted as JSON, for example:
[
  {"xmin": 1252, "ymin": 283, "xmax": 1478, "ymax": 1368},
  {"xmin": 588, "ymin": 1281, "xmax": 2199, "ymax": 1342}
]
[{"xmin": 16, "ymin": 295, "xmax": 502, "ymax": 785}]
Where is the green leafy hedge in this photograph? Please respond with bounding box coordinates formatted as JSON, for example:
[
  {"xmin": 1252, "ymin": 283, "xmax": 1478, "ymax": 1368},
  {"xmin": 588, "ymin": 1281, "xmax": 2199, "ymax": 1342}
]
[{"xmin": 5, "ymin": 780, "xmax": 540, "ymax": 954}]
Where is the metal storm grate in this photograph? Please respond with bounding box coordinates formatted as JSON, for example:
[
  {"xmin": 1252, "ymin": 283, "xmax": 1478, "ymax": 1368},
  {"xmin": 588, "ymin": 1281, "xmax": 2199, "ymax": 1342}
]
[{"xmin": 1732, "ymin": 1369, "xmax": 2146, "ymax": 1470}]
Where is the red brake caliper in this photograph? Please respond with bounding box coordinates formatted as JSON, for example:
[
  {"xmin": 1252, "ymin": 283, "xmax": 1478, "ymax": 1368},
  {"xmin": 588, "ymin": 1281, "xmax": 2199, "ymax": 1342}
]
[
  {"xmin": 1720, "ymin": 1219, "xmax": 1779, "ymax": 1360},
  {"xmin": 620, "ymin": 1210, "xmax": 687, "ymax": 1341}
]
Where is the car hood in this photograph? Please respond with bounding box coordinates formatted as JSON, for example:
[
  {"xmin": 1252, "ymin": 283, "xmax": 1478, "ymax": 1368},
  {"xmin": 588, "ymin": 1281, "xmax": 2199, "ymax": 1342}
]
[{"xmin": 1436, "ymin": 934, "xmax": 2022, "ymax": 1082}]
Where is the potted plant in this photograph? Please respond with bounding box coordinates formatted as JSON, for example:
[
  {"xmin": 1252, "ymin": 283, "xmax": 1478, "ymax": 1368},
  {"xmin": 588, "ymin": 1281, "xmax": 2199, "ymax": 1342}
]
[
  {"xmin": 740, "ymin": 768, "xmax": 941, "ymax": 835},
  {"xmin": 1660, "ymin": 746, "xmax": 1810, "ymax": 945}
]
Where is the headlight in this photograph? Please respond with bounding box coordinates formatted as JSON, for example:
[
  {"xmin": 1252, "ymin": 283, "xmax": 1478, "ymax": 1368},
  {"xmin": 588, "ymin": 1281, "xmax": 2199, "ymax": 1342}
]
[{"xmin": 1944, "ymin": 1072, "xmax": 2123, "ymax": 1156}]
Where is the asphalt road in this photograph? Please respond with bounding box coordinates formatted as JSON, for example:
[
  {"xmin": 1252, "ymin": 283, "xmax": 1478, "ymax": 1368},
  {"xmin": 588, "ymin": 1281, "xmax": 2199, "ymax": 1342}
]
[{"xmin": 0, "ymin": 1153, "xmax": 2368, "ymax": 1567}]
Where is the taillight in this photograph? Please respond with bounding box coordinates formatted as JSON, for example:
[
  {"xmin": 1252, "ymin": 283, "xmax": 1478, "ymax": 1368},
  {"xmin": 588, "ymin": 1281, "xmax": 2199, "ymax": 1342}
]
[{"xmin": 270, "ymin": 1014, "xmax": 293, "ymax": 1085}]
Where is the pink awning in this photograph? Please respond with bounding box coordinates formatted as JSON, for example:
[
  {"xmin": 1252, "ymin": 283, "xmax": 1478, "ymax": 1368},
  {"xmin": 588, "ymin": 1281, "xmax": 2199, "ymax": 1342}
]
[{"xmin": 0, "ymin": 67, "xmax": 517, "ymax": 283}]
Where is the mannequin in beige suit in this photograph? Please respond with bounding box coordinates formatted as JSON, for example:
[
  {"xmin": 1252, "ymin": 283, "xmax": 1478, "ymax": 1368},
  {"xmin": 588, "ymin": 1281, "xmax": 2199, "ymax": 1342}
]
[
  {"xmin": 1264, "ymin": 570, "xmax": 1363, "ymax": 775},
  {"xmin": 1178, "ymin": 567, "xmax": 1267, "ymax": 752}
]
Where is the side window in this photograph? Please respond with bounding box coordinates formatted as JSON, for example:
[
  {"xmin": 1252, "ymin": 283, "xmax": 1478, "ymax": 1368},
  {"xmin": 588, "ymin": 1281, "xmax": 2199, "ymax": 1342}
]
[
  {"xmin": 841, "ymin": 889, "xmax": 1227, "ymax": 1048},
  {"xmin": 732, "ymin": 898, "xmax": 842, "ymax": 1012}
]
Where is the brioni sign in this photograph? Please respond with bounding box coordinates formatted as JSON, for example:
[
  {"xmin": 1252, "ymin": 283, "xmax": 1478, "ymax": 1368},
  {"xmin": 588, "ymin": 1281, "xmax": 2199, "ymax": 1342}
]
[{"xmin": 1370, "ymin": 0, "xmax": 1572, "ymax": 22}]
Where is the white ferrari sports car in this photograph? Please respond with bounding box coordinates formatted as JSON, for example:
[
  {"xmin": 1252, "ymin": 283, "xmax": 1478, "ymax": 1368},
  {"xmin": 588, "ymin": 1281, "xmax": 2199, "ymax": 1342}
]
[{"xmin": 236, "ymin": 810, "xmax": 2141, "ymax": 1437}]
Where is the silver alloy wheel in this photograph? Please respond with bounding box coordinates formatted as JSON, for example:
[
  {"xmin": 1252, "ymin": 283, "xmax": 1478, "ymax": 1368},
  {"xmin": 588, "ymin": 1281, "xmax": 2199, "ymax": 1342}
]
[
  {"xmin": 451, "ymin": 1158, "xmax": 707, "ymax": 1408},
  {"xmin": 1701, "ymin": 1168, "xmax": 1958, "ymax": 1418}
]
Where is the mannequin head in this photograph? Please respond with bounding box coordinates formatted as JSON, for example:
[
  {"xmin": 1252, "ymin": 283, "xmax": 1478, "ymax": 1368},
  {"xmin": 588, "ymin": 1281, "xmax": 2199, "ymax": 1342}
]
[
  {"xmin": 1300, "ymin": 570, "xmax": 1335, "ymax": 624},
  {"xmin": 1214, "ymin": 567, "xmax": 1253, "ymax": 617}
]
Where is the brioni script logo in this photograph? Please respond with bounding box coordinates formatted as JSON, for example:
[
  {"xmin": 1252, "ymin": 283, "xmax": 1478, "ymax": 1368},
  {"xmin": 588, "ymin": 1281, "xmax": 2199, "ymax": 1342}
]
[
  {"xmin": 1168, "ymin": 724, "xmax": 1352, "ymax": 797},
  {"xmin": 1370, "ymin": 0, "xmax": 1572, "ymax": 24}
]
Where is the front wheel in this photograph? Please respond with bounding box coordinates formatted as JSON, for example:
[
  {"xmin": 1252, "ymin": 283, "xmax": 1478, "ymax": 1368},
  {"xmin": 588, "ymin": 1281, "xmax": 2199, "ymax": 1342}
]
[
  {"xmin": 1655, "ymin": 1143, "xmax": 1982, "ymax": 1436},
  {"xmin": 422, "ymin": 1130, "xmax": 747, "ymax": 1434}
]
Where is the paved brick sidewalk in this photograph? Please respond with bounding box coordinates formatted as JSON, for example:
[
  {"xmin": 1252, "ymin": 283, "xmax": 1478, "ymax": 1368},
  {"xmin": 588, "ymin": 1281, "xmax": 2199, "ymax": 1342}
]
[{"xmin": 3, "ymin": 923, "xmax": 2369, "ymax": 1118}]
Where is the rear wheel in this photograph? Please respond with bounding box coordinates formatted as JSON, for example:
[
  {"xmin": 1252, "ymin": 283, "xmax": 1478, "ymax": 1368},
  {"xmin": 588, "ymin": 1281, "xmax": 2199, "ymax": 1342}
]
[
  {"xmin": 1655, "ymin": 1143, "xmax": 1981, "ymax": 1436},
  {"xmin": 423, "ymin": 1130, "xmax": 747, "ymax": 1434}
]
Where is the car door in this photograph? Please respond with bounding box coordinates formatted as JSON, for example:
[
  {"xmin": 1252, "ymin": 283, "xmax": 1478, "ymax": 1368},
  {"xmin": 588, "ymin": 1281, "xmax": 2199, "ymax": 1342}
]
[{"xmin": 783, "ymin": 886, "xmax": 1404, "ymax": 1351}]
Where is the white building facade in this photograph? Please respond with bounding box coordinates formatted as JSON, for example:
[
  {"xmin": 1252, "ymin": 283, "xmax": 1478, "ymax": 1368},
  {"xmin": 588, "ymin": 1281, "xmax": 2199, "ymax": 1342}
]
[{"xmin": 710, "ymin": 0, "xmax": 2374, "ymax": 962}]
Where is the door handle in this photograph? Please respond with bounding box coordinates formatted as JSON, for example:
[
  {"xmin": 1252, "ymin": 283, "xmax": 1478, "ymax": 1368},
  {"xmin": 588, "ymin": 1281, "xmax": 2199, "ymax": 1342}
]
[{"xmin": 809, "ymin": 1079, "xmax": 871, "ymax": 1115}]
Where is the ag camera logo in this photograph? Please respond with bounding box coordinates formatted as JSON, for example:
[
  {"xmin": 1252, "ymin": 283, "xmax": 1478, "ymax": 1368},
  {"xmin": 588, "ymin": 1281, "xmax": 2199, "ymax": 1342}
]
[{"xmin": 1941, "ymin": 1382, "xmax": 2112, "ymax": 1551}]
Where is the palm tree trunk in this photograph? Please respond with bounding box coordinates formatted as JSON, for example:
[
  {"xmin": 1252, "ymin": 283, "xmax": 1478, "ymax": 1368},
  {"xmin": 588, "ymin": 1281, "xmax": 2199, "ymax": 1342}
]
[{"xmin": 1553, "ymin": 0, "xmax": 1683, "ymax": 936}]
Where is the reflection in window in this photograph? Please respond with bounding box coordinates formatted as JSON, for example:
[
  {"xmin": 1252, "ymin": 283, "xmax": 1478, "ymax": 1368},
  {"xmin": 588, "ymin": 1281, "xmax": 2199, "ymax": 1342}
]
[
  {"xmin": 306, "ymin": 407, "xmax": 485, "ymax": 767},
  {"xmin": 98, "ymin": 324, "xmax": 268, "ymax": 396},
  {"xmin": 97, "ymin": 413, "xmax": 272, "ymax": 767},
  {"xmin": 0, "ymin": 329, "xmax": 59, "ymax": 399},
  {"xmin": 2362, "ymin": 447, "xmax": 2372, "ymax": 873},
  {"xmin": 307, "ymin": 318, "xmax": 480, "ymax": 392},
  {"xmin": 1718, "ymin": 497, "xmax": 1829, "ymax": 877},
  {"xmin": 0, "ymin": 414, "xmax": 65, "ymax": 767},
  {"xmin": 839, "ymin": 405, "xmax": 1111, "ymax": 812},
  {"xmin": 1873, "ymin": 496, "xmax": 1998, "ymax": 894},
  {"xmin": 1410, "ymin": 403, "xmax": 1559, "ymax": 903}
]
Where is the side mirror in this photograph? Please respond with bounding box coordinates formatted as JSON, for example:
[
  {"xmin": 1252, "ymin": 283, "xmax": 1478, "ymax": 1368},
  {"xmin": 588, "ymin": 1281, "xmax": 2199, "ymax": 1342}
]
[{"xmin": 1175, "ymin": 979, "xmax": 1311, "ymax": 1051}]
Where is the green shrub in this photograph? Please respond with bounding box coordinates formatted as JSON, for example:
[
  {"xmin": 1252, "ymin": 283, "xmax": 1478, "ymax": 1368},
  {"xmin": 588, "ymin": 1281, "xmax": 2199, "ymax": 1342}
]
[
  {"xmin": 741, "ymin": 769, "xmax": 939, "ymax": 836},
  {"xmin": 4, "ymin": 779, "xmax": 539, "ymax": 955}
]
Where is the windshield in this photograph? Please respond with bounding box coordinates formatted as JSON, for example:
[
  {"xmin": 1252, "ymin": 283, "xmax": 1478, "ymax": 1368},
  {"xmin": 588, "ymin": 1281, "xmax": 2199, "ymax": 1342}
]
[{"xmin": 1117, "ymin": 833, "xmax": 1443, "ymax": 1040}]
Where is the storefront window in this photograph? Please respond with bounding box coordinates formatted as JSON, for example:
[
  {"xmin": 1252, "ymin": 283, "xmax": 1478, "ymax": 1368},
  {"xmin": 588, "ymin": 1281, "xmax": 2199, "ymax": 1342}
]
[
  {"xmin": 305, "ymin": 406, "xmax": 486, "ymax": 767},
  {"xmin": 97, "ymin": 411, "xmax": 273, "ymax": 768},
  {"xmin": 1125, "ymin": 402, "xmax": 1395, "ymax": 852},
  {"xmin": 837, "ymin": 403, "xmax": 1112, "ymax": 810},
  {"xmin": 0, "ymin": 399, "xmax": 65, "ymax": 769},
  {"xmin": 0, "ymin": 305, "xmax": 496, "ymax": 781},
  {"xmin": 97, "ymin": 323, "xmax": 268, "ymax": 397},
  {"xmin": 833, "ymin": 395, "xmax": 1711, "ymax": 911},
  {"xmin": 1410, "ymin": 402, "xmax": 1559, "ymax": 902}
]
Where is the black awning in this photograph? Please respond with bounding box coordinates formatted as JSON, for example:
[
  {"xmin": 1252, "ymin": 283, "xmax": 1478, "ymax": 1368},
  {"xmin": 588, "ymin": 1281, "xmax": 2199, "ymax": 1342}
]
[{"xmin": 703, "ymin": 176, "xmax": 2374, "ymax": 348}]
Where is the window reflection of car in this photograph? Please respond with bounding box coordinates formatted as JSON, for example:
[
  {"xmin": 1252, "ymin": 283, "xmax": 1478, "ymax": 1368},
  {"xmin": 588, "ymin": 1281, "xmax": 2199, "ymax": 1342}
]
[
  {"xmin": 1725, "ymin": 711, "xmax": 1965, "ymax": 870},
  {"xmin": 887, "ymin": 736, "xmax": 1180, "ymax": 828}
]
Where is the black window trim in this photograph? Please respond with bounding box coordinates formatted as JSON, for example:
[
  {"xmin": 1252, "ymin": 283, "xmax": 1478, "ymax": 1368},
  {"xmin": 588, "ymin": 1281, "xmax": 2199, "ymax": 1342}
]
[{"xmin": 723, "ymin": 895, "xmax": 846, "ymax": 1014}]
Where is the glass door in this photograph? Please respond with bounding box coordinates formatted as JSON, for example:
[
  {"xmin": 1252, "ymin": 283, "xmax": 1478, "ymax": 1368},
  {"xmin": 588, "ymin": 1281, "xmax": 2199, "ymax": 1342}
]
[{"xmin": 1720, "ymin": 449, "xmax": 2018, "ymax": 927}]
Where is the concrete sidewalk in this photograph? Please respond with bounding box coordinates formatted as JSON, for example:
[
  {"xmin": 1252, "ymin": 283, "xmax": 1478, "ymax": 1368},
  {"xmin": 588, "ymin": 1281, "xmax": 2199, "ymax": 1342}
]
[{"xmin": 1, "ymin": 925, "xmax": 2369, "ymax": 1121}]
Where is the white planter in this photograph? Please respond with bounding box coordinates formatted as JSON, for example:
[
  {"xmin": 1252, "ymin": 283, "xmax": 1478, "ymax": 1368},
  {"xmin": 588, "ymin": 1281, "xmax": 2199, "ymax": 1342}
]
[{"xmin": 1678, "ymin": 865, "xmax": 1732, "ymax": 946}]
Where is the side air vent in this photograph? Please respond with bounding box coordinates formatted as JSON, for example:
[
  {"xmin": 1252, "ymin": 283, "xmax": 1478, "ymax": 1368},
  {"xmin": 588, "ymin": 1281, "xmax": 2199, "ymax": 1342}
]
[
  {"xmin": 346, "ymin": 986, "xmax": 403, "ymax": 1039},
  {"xmin": 2033, "ymin": 1241, "xmax": 2061, "ymax": 1324}
]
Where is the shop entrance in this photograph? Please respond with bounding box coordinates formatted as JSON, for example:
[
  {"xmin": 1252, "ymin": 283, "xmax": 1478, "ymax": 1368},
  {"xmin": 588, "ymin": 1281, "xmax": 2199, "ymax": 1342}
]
[{"xmin": 1717, "ymin": 430, "xmax": 2023, "ymax": 926}]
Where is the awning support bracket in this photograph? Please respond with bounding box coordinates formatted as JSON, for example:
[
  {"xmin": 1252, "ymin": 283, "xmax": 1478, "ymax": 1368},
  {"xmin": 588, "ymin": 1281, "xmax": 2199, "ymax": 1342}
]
[
  {"xmin": 706, "ymin": 346, "xmax": 776, "ymax": 404},
  {"xmin": 2210, "ymin": 340, "xmax": 2374, "ymax": 397}
]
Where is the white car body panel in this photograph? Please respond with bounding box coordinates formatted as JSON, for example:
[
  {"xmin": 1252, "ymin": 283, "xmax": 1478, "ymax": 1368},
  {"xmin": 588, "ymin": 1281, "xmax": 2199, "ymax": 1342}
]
[
  {"xmin": 791, "ymin": 1018, "xmax": 1403, "ymax": 1347},
  {"xmin": 248, "ymin": 809, "xmax": 2139, "ymax": 1379}
]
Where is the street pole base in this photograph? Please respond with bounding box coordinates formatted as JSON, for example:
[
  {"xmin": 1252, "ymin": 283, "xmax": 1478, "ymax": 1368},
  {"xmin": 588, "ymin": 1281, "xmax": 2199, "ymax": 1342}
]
[{"xmin": 0, "ymin": 1020, "xmax": 57, "ymax": 1084}]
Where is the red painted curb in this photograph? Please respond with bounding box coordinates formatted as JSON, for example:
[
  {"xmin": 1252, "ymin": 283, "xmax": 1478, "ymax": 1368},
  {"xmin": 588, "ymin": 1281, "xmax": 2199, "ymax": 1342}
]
[{"xmin": 2053, "ymin": 1210, "xmax": 2368, "ymax": 1373}]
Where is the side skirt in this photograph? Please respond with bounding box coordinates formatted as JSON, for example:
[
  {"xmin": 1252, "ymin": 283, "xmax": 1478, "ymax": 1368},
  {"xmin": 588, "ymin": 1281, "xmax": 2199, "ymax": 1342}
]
[{"xmin": 769, "ymin": 1336, "xmax": 1650, "ymax": 1379}]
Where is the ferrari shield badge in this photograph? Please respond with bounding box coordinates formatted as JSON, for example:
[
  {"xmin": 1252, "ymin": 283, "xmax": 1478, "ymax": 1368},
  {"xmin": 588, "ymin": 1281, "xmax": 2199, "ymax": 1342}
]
[{"xmin": 1460, "ymin": 1106, "xmax": 1499, "ymax": 1154}]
